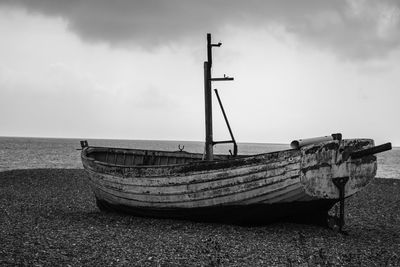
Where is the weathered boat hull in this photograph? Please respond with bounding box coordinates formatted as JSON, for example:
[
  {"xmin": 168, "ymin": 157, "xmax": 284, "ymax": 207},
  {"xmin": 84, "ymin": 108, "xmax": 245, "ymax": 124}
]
[{"xmin": 81, "ymin": 139, "xmax": 377, "ymax": 223}]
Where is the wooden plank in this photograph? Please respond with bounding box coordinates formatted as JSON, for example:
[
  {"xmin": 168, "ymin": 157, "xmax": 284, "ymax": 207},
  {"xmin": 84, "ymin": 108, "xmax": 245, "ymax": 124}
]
[
  {"xmin": 88, "ymin": 161, "xmax": 300, "ymax": 191},
  {"xmin": 87, "ymin": 177, "xmax": 302, "ymax": 208},
  {"xmin": 87, "ymin": 165, "xmax": 300, "ymax": 197},
  {"xmin": 86, "ymin": 157, "xmax": 301, "ymax": 187},
  {"xmin": 86, "ymin": 168, "xmax": 300, "ymax": 206}
]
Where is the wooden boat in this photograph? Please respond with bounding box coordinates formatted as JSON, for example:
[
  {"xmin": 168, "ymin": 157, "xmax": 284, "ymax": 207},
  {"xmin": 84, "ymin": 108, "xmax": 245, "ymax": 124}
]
[
  {"xmin": 81, "ymin": 138, "xmax": 390, "ymax": 224},
  {"xmin": 80, "ymin": 34, "xmax": 391, "ymax": 226}
]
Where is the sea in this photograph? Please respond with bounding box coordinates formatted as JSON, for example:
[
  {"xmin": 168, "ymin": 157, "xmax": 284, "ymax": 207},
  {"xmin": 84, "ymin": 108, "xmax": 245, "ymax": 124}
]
[{"xmin": 0, "ymin": 136, "xmax": 399, "ymax": 179}]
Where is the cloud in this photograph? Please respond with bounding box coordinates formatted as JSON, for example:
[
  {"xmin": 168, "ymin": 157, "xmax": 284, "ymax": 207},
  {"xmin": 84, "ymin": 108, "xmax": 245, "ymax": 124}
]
[{"xmin": 1, "ymin": 0, "xmax": 400, "ymax": 59}]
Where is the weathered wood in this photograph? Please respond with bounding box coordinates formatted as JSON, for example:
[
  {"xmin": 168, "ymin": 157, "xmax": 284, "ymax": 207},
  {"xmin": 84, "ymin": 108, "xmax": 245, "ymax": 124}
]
[
  {"xmin": 204, "ymin": 61, "xmax": 213, "ymax": 160},
  {"xmin": 349, "ymin": 142, "xmax": 392, "ymax": 159},
  {"xmin": 214, "ymin": 89, "xmax": 237, "ymax": 156},
  {"xmin": 300, "ymin": 139, "xmax": 377, "ymax": 199},
  {"xmin": 85, "ymin": 158, "xmax": 301, "ymax": 188},
  {"xmin": 203, "ymin": 33, "xmax": 234, "ymax": 160},
  {"xmin": 81, "ymin": 138, "xmax": 378, "ymax": 214},
  {"xmin": 88, "ymin": 176, "xmax": 301, "ymax": 208},
  {"xmin": 86, "ymin": 166, "xmax": 300, "ymax": 200}
]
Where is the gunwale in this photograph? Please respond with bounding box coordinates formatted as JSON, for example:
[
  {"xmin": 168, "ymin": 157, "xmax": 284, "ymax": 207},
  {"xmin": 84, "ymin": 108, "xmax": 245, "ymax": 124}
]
[{"xmin": 82, "ymin": 146, "xmax": 299, "ymax": 173}]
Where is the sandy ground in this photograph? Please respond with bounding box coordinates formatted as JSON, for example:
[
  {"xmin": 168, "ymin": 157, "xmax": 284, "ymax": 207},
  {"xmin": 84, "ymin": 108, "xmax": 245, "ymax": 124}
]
[{"xmin": 1, "ymin": 169, "xmax": 399, "ymax": 266}]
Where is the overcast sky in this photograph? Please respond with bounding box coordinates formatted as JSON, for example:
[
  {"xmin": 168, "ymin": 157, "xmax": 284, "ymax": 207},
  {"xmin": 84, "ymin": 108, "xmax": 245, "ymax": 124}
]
[{"xmin": 0, "ymin": 0, "xmax": 399, "ymax": 146}]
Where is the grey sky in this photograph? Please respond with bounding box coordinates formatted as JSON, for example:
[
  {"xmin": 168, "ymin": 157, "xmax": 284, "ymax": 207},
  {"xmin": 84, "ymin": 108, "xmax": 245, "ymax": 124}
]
[
  {"xmin": 0, "ymin": 0, "xmax": 399, "ymax": 146},
  {"xmin": 2, "ymin": 0, "xmax": 400, "ymax": 59}
]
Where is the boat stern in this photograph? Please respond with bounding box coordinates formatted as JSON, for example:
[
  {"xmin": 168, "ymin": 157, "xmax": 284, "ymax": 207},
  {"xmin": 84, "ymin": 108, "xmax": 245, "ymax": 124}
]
[{"xmin": 299, "ymin": 139, "xmax": 378, "ymax": 199}]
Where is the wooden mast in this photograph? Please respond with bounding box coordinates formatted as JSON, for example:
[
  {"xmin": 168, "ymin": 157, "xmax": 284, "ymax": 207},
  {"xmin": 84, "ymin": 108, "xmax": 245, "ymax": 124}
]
[
  {"xmin": 204, "ymin": 33, "xmax": 234, "ymax": 160},
  {"xmin": 204, "ymin": 34, "xmax": 214, "ymax": 160},
  {"xmin": 204, "ymin": 60, "xmax": 213, "ymax": 160}
]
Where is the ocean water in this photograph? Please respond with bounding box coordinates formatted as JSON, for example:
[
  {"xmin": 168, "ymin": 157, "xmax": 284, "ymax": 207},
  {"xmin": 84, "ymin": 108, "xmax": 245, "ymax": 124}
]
[{"xmin": 0, "ymin": 136, "xmax": 398, "ymax": 179}]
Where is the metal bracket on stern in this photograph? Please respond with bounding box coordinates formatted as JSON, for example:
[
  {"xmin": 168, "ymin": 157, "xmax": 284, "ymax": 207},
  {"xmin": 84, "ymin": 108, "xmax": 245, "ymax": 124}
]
[{"xmin": 332, "ymin": 177, "xmax": 349, "ymax": 233}]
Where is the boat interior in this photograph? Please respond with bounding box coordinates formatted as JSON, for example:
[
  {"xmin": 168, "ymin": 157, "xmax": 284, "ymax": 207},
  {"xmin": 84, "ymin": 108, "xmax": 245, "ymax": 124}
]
[{"xmin": 84, "ymin": 147, "xmax": 230, "ymax": 167}]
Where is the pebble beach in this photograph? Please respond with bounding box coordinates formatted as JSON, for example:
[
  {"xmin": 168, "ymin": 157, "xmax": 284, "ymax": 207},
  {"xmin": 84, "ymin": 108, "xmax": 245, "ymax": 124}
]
[
  {"xmin": 1, "ymin": 137, "xmax": 399, "ymax": 266},
  {"xmin": 1, "ymin": 169, "xmax": 399, "ymax": 266}
]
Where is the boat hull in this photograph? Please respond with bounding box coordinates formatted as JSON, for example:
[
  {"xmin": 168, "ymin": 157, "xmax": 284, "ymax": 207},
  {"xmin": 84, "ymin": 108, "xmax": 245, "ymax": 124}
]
[{"xmin": 81, "ymin": 139, "xmax": 377, "ymax": 223}]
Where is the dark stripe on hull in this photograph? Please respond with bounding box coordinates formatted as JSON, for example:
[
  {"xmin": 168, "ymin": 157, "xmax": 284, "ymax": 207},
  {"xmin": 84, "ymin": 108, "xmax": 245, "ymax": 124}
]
[{"xmin": 95, "ymin": 197, "xmax": 337, "ymax": 225}]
